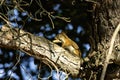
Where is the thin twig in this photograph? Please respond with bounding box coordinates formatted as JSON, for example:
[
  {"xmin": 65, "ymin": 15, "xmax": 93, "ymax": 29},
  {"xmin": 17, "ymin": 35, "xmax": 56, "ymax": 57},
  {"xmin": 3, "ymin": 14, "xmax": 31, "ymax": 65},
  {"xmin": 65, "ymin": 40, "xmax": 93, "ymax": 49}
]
[
  {"xmin": 100, "ymin": 23, "xmax": 120, "ymax": 80},
  {"xmin": 0, "ymin": 13, "xmax": 11, "ymax": 25},
  {"xmin": 38, "ymin": 60, "xmax": 53, "ymax": 80}
]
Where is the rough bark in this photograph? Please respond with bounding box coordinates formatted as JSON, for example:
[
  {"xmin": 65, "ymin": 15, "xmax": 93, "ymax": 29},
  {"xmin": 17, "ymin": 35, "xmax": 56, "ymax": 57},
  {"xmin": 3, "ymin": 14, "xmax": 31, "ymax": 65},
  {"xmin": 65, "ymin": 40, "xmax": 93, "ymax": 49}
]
[
  {"xmin": 0, "ymin": 25, "xmax": 82, "ymax": 77},
  {"xmin": 86, "ymin": 0, "xmax": 120, "ymax": 80}
]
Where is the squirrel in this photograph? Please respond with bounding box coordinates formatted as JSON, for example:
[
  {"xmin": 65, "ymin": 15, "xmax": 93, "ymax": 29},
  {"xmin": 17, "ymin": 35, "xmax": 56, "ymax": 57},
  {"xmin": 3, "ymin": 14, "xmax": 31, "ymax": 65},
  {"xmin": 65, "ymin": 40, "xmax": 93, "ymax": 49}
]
[{"xmin": 53, "ymin": 31, "xmax": 81, "ymax": 57}]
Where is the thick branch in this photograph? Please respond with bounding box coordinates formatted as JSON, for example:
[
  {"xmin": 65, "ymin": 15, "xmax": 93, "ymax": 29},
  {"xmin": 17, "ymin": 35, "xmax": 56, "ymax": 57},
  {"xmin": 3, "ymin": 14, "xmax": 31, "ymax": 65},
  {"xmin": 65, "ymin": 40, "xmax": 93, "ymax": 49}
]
[{"xmin": 0, "ymin": 25, "xmax": 81, "ymax": 77}]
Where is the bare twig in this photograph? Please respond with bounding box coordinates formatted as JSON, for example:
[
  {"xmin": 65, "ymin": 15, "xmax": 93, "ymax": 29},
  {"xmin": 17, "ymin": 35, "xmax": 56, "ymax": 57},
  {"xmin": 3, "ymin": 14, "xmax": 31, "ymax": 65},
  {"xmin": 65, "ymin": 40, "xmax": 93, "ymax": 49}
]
[
  {"xmin": 7, "ymin": 53, "xmax": 21, "ymax": 80},
  {"xmin": 38, "ymin": 60, "xmax": 53, "ymax": 79},
  {"xmin": 100, "ymin": 23, "xmax": 120, "ymax": 80},
  {"xmin": 0, "ymin": 13, "xmax": 11, "ymax": 25}
]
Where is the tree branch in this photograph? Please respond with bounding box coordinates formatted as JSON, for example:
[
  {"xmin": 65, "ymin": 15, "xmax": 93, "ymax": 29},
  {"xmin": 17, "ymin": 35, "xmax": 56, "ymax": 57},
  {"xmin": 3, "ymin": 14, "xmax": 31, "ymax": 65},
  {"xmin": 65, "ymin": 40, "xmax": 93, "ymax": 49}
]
[{"xmin": 0, "ymin": 25, "xmax": 82, "ymax": 77}]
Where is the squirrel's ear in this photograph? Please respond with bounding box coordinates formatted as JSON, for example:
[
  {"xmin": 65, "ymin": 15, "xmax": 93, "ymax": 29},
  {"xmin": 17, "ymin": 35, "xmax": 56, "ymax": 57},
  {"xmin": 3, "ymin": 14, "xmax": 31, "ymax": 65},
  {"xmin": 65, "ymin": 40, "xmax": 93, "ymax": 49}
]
[
  {"xmin": 61, "ymin": 31, "xmax": 65, "ymax": 34},
  {"xmin": 61, "ymin": 31, "xmax": 66, "ymax": 35},
  {"xmin": 61, "ymin": 31, "xmax": 67, "ymax": 34}
]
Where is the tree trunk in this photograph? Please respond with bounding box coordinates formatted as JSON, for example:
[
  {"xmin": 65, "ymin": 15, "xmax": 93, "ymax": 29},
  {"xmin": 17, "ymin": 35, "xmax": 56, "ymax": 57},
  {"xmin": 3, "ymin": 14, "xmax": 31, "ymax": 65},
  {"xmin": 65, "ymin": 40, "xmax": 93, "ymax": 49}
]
[{"xmin": 86, "ymin": 0, "xmax": 120, "ymax": 80}]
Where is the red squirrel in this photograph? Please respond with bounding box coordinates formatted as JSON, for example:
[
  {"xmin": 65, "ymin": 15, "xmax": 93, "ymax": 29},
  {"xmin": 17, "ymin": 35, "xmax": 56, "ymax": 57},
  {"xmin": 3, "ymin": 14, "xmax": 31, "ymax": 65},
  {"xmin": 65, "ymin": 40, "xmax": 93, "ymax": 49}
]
[{"xmin": 53, "ymin": 31, "xmax": 81, "ymax": 57}]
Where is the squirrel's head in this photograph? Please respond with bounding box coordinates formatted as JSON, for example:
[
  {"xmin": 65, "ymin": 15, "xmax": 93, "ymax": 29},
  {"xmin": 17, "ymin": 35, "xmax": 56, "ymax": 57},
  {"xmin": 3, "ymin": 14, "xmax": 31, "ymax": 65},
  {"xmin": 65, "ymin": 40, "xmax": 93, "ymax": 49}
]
[{"xmin": 53, "ymin": 31, "xmax": 68, "ymax": 43}]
